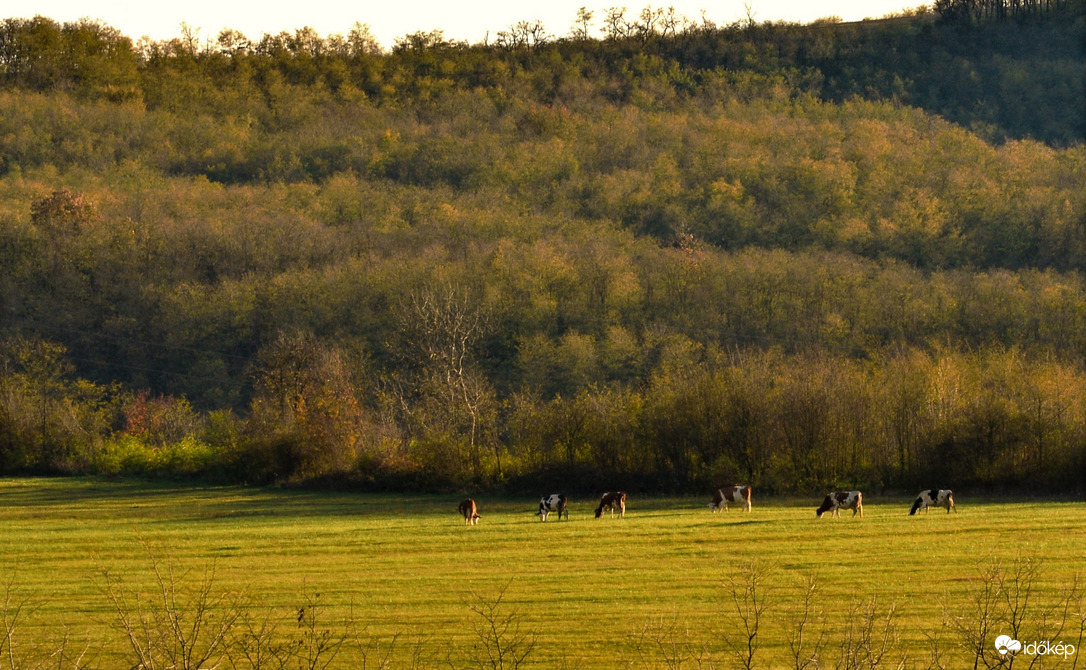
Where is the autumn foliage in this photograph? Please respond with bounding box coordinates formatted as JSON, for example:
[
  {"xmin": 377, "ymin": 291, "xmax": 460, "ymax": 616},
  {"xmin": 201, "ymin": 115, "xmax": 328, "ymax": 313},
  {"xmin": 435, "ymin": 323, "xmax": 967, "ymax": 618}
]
[{"xmin": 0, "ymin": 6, "xmax": 1083, "ymax": 491}]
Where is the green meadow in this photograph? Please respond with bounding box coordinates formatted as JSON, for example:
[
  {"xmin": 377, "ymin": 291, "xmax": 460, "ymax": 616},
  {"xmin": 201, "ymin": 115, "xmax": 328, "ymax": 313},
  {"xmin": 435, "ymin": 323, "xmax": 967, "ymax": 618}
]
[{"xmin": 0, "ymin": 478, "xmax": 1082, "ymax": 668}]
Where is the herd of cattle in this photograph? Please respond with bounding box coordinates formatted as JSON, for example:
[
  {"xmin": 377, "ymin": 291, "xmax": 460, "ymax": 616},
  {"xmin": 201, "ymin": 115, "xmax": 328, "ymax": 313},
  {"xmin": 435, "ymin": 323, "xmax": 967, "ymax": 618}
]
[{"xmin": 457, "ymin": 486, "xmax": 958, "ymax": 524}]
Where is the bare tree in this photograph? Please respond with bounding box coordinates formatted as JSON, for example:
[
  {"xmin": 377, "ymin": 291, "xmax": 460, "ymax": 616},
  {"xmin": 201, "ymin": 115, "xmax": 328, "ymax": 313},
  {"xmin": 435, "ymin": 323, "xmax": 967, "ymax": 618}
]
[
  {"xmin": 495, "ymin": 20, "xmax": 548, "ymax": 52},
  {"xmin": 1001, "ymin": 557, "xmax": 1039, "ymax": 658},
  {"xmin": 947, "ymin": 559, "xmax": 1008, "ymax": 670},
  {"xmin": 571, "ymin": 7, "xmax": 594, "ymax": 40},
  {"xmin": 0, "ymin": 574, "xmax": 90, "ymax": 670},
  {"xmin": 788, "ymin": 574, "xmax": 828, "ymax": 670},
  {"xmin": 462, "ymin": 580, "xmax": 535, "ymax": 670},
  {"xmin": 658, "ymin": 6, "xmax": 682, "ymax": 37},
  {"xmin": 743, "ymin": 1, "xmax": 758, "ymax": 28},
  {"xmin": 396, "ymin": 283, "xmax": 493, "ymax": 478},
  {"xmin": 350, "ymin": 625, "xmax": 433, "ymax": 670},
  {"xmin": 630, "ymin": 616, "xmax": 717, "ymax": 669},
  {"xmin": 1071, "ymin": 581, "xmax": 1086, "ymax": 670},
  {"xmin": 833, "ymin": 596, "xmax": 903, "ymax": 670},
  {"xmin": 634, "ymin": 7, "xmax": 662, "ymax": 40},
  {"xmin": 603, "ymin": 7, "xmax": 633, "ymax": 39},
  {"xmin": 178, "ymin": 23, "xmax": 202, "ymax": 57},
  {"xmin": 723, "ymin": 561, "xmax": 772, "ymax": 670},
  {"xmin": 291, "ymin": 593, "xmax": 346, "ymax": 670},
  {"xmin": 922, "ymin": 629, "xmax": 952, "ymax": 670},
  {"xmin": 944, "ymin": 556, "xmax": 1061, "ymax": 670},
  {"xmin": 226, "ymin": 607, "xmax": 289, "ymax": 670},
  {"xmin": 98, "ymin": 546, "xmax": 242, "ymax": 670}
]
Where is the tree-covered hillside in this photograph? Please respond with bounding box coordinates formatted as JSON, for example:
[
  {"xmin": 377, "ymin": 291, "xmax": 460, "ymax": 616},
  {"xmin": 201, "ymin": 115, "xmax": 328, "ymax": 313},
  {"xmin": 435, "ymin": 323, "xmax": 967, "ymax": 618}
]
[{"xmin": 1, "ymin": 5, "xmax": 1084, "ymax": 493}]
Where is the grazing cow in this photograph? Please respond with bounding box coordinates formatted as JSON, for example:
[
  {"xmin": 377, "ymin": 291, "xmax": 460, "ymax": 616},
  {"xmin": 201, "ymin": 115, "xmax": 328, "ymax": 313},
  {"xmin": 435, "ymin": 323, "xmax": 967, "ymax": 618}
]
[
  {"xmin": 709, "ymin": 485, "xmax": 752, "ymax": 513},
  {"xmin": 595, "ymin": 491, "xmax": 626, "ymax": 518},
  {"xmin": 816, "ymin": 491, "xmax": 863, "ymax": 519},
  {"xmin": 909, "ymin": 489, "xmax": 956, "ymax": 515},
  {"xmin": 458, "ymin": 498, "xmax": 481, "ymax": 525},
  {"xmin": 537, "ymin": 494, "xmax": 568, "ymax": 522}
]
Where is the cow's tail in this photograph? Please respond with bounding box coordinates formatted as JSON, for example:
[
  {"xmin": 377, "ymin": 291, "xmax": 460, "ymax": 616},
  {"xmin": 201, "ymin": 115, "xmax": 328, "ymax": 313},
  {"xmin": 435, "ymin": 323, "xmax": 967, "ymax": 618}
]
[{"xmin": 909, "ymin": 497, "xmax": 921, "ymax": 515}]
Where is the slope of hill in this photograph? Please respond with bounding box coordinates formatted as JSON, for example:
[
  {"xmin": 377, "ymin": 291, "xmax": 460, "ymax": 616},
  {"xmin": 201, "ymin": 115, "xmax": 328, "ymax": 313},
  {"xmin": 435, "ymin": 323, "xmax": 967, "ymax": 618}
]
[{"xmin": 0, "ymin": 6, "xmax": 1084, "ymax": 492}]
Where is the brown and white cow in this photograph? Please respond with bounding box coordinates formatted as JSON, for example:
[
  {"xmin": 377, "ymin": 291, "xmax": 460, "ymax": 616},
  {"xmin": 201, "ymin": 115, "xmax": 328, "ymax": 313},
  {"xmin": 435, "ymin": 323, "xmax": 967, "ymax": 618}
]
[
  {"xmin": 909, "ymin": 489, "xmax": 956, "ymax": 515},
  {"xmin": 458, "ymin": 498, "xmax": 481, "ymax": 525},
  {"xmin": 709, "ymin": 485, "xmax": 752, "ymax": 513},
  {"xmin": 537, "ymin": 494, "xmax": 568, "ymax": 521},
  {"xmin": 816, "ymin": 491, "xmax": 863, "ymax": 519},
  {"xmin": 595, "ymin": 491, "xmax": 626, "ymax": 518}
]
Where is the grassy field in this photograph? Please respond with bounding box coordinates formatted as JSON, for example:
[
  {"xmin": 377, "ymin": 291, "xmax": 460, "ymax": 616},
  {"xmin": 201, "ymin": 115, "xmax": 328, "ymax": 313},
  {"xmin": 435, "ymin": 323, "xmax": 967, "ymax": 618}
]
[{"xmin": 0, "ymin": 478, "xmax": 1082, "ymax": 668}]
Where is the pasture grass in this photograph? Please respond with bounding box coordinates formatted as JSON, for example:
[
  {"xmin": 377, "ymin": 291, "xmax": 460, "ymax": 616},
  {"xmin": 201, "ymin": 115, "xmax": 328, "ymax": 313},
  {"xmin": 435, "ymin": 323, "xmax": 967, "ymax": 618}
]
[{"xmin": 0, "ymin": 477, "xmax": 1082, "ymax": 668}]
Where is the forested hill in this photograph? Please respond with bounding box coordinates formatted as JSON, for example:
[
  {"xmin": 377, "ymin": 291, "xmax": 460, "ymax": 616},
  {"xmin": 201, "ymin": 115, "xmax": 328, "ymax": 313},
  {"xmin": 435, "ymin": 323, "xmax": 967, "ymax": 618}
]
[
  {"xmin": 2, "ymin": 2, "xmax": 1084, "ymax": 147},
  {"xmin": 1, "ymin": 4, "xmax": 1085, "ymax": 494}
]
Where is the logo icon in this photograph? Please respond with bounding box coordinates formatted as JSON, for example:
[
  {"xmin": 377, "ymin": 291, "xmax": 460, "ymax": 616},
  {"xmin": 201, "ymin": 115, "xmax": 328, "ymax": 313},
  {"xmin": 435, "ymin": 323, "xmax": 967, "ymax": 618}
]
[{"xmin": 995, "ymin": 635, "xmax": 1023, "ymax": 656}]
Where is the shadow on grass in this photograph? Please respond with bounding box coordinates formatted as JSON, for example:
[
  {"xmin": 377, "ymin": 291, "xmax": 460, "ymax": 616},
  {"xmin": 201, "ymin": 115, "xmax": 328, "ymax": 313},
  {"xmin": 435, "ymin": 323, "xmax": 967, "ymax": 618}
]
[{"xmin": 0, "ymin": 476, "xmax": 456, "ymax": 524}]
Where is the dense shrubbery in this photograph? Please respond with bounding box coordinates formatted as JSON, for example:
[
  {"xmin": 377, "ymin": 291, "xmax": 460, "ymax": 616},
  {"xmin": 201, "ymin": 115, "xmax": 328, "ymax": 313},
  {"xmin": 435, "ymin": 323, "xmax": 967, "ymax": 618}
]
[{"xmin": 0, "ymin": 6, "xmax": 1083, "ymax": 492}]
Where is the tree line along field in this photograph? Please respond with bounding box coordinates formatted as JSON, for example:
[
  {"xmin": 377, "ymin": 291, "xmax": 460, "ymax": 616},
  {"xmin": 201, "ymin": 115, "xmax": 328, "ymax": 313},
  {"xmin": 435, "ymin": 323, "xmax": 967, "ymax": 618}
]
[
  {"xmin": 0, "ymin": 478, "xmax": 1082, "ymax": 668},
  {"xmin": 1, "ymin": 5, "xmax": 1085, "ymax": 496}
]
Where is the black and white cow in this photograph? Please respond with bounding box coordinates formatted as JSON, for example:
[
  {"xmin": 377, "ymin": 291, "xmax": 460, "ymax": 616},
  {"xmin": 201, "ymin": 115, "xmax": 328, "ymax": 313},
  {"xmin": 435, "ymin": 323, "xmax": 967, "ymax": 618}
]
[
  {"xmin": 816, "ymin": 491, "xmax": 863, "ymax": 519},
  {"xmin": 709, "ymin": 485, "xmax": 752, "ymax": 513},
  {"xmin": 595, "ymin": 492, "xmax": 626, "ymax": 518},
  {"xmin": 458, "ymin": 498, "xmax": 481, "ymax": 525},
  {"xmin": 909, "ymin": 489, "xmax": 956, "ymax": 515},
  {"xmin": 537, "ymin": 494, "xmax": 568, "ymax": 521}
]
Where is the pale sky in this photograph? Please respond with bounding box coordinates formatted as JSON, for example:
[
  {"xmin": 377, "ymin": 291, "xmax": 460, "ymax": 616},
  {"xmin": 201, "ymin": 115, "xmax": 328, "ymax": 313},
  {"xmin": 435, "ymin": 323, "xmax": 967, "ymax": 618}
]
[{"xmin": 19, "ymin": 0, "xmax": 923, "ymax": 50}]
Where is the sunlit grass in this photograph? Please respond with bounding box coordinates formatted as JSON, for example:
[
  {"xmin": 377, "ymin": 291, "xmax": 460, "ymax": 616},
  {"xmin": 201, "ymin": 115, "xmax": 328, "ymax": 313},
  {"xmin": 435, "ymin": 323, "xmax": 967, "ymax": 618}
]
[{"xmin": 0, "ymin": 478, "xmax": 1082, "ymax": 667}]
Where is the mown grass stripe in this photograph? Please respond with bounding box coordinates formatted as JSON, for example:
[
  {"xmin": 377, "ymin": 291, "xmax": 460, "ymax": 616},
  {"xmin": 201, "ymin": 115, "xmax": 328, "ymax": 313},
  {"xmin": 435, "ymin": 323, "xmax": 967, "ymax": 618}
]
[{"xmin": 0, "ymin": 478, "xmax": 1082, "ymax": 668}]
